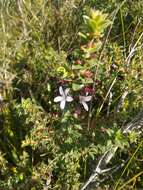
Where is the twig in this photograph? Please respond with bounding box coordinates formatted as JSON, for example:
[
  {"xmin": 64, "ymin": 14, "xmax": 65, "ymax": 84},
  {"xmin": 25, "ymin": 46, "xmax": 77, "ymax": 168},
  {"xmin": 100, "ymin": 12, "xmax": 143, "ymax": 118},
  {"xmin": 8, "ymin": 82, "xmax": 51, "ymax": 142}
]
[
  {"xmin": 81, "ymin": 110, "xmax": 143, "ymax": 190},
  {"xmin": 80, "ymin": 146, "xmax": 118, "ymax": 190},
  {"xmin": 125, "ymin": 31, "xmax": 143, "ymax": 65},
  {"xmin": 107, "ymin": 91, "xmax": 113, "ymax": 117},
  {"xmin": 97, "ymin": 75, "xmax": 117, "ymax": 117},
  {"xmin": 116, "ymin": 90, "xmax": 128, "ymax": 113}
]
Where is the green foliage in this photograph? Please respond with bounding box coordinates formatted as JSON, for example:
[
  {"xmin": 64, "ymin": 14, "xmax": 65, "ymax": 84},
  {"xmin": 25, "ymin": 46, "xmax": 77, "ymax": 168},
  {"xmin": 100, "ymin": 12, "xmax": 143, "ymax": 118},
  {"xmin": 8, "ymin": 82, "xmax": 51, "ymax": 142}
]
[
  {"xmin": 0, "ymin": 0, "xmax": 143, "ymax": 189},
  {"xmin": 83, "ymin": 9, "xmax": 111, "ymax": 38}
]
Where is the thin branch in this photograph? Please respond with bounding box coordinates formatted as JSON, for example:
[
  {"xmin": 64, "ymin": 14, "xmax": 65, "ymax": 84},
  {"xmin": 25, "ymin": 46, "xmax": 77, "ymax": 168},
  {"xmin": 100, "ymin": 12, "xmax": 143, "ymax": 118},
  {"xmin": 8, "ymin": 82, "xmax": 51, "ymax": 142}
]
[
  {"xmin": 81, "ymin": 110, "xmax": 143, "ymax": 190},
  {"xmin": 116, "ymin": 90, "xmax": 128, "ymax": 113}
]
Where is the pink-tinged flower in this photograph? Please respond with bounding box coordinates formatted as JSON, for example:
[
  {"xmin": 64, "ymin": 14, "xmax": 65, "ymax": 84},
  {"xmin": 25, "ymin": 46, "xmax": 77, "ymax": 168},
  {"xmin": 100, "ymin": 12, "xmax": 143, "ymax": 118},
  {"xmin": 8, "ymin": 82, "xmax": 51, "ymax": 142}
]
[
  {"xmin": 54, "ymin": 86, "xmax": 73, "ymax": 110},
  {"xmin": 79, "ymin": 93, "xmax": 92, "ymax": 111}
]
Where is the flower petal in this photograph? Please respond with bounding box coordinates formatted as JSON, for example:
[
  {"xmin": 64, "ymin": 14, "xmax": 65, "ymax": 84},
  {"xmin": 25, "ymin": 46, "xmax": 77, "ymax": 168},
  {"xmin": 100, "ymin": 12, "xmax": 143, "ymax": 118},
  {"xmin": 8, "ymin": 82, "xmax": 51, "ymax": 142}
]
[
  {"xmin": 65, "ymin": 88, "xmax": 70, "ymax": 95},
  {"xmin": 66, "ymin": 96, "xmax": 73, "ymax": 102},
  {"xmin": 84, "ymin": 96, "xmax": 92, "ymax": 102},
  {"xmin": 59, "ymin": 86, "xmax": 64, "ymax": 96},
  {"xmin": 82, "ymin": 101, "xmax": 89, "ymax": 111},
  {"xmin": 54, "ymin": 96, "xmax": 62, "ymax": 102},
  {"xmin": 79, "ymin": 96, "xmax": 84, "ymax": 103},
  {"xmin": 60, "ymin": 100, "xmax": 66, "ymax": 110}
]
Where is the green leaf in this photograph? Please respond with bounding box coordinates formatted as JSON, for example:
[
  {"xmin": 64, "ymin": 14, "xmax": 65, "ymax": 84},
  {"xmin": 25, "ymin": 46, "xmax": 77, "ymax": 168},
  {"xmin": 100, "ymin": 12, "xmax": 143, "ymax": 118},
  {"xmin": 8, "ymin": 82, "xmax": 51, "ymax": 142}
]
[
  {"xmin": 81, "ymin": 78, "xmax": 93, "ymax": 84},
  {"xmin": 78, "ymin": 32, "xmax": 87, "ymax": 39},
  {"xmin": 83, "ymin": 9, "xmax": 111, "ymax": 37},
  {"xmin": 72, "ymin": 83, "xmax": 84, "ymax": 91},
  {"xmin": 72, "ymin": 65, "xmax": 83, "ymax": 70}
]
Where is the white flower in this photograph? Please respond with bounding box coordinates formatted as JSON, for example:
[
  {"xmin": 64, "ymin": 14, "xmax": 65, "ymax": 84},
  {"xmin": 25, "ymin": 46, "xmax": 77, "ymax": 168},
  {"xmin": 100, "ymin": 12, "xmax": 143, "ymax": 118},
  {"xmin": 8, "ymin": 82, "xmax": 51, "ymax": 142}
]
[
  {"xmin": 79, "ymin": 93, "xmax": 92, "ymax": 111},
  {"xmin": 54, "ymin": 86, "xmax": 73, "ymax": 110}
]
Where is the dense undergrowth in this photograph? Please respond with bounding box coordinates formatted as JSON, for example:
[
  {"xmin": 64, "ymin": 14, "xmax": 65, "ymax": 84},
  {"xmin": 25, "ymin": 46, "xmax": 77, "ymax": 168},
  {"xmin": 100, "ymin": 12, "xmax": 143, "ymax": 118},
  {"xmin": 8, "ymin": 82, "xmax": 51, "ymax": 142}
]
[{"xmin": 0, "ymin": 0, "xmax": 143, "ymax": 189}]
